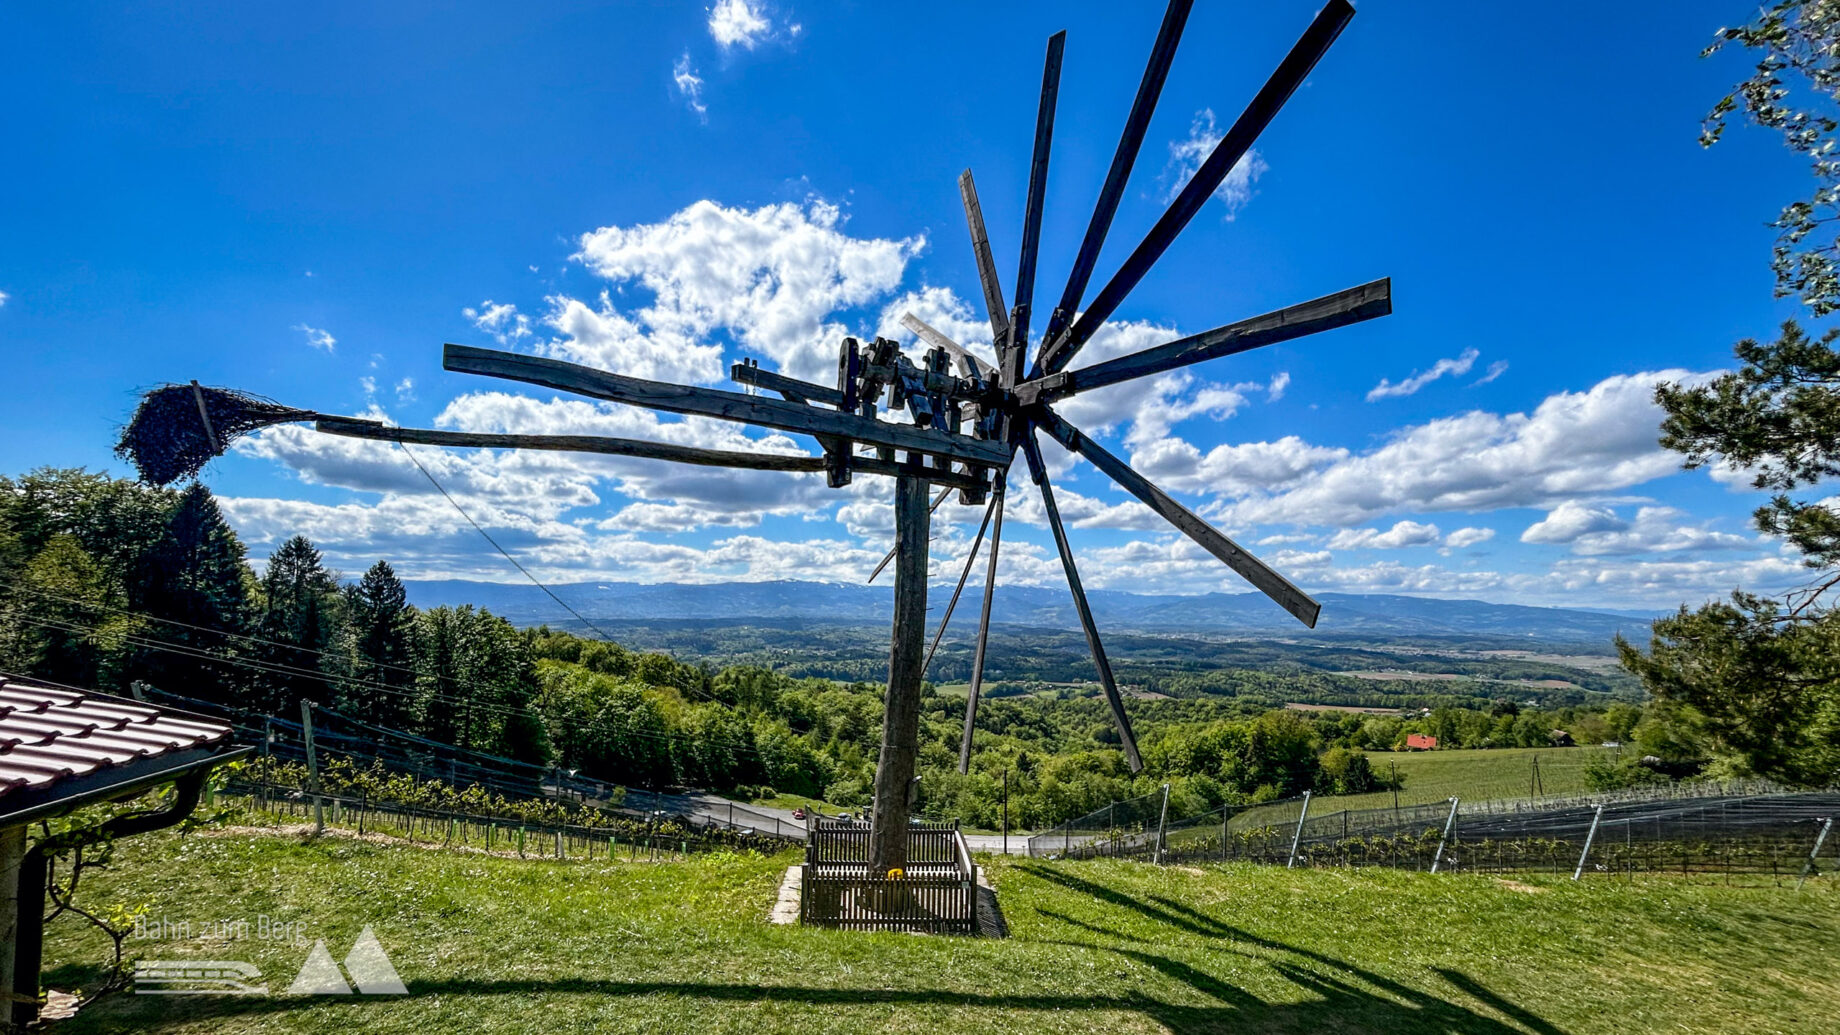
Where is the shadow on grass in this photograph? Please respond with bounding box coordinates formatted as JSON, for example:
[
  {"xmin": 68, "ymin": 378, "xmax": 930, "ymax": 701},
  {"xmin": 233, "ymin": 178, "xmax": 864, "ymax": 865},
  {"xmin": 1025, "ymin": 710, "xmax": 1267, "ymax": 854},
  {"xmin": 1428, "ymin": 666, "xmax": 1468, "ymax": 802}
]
[{"xmin": 55, "ymin": 862, "xmax": 1567, "ymax": 1034}]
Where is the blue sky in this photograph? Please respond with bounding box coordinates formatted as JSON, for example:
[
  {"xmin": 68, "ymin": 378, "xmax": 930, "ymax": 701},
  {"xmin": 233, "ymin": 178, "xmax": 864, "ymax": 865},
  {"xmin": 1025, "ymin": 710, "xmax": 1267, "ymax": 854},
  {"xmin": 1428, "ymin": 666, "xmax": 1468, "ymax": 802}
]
[{"xmin": 0, "ymin": 1, "xmax": 1823, "ymax": 612}]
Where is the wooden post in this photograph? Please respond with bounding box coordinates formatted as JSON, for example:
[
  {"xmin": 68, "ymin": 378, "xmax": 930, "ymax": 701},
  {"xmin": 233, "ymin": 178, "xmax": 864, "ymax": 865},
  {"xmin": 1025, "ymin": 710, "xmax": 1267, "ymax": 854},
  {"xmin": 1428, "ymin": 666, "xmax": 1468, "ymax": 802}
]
[
  {"xmin": 0, "ymin": 824, "xmax": 25, "ymax": 1019},
  {"xmin": 1002, "ymin": 769, "xmax": 1009, "ymax": 856},
  {"xmin": 869, "ymin": 475, "xmax": 929, "ymax": 874},
  {"xmin": 300, "ymin": 701, "xmax": 323, "ymax": 835}
]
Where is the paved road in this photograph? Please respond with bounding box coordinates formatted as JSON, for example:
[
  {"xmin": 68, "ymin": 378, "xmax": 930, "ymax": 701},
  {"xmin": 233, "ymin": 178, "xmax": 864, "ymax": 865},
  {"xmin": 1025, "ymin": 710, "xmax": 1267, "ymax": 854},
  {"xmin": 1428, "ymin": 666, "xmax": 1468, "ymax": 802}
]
[{"xmin": 593, "ymin": 786, "xmax": 1035, "ymax": 853}]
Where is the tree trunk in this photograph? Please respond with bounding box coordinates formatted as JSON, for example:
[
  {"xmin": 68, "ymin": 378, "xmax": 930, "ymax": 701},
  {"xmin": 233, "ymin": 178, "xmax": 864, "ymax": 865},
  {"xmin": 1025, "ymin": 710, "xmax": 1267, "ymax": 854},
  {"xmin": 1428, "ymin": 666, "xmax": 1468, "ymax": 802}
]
[{"xmin": 869, "ymin": 475, "xmax": 928, "ymax": 874}]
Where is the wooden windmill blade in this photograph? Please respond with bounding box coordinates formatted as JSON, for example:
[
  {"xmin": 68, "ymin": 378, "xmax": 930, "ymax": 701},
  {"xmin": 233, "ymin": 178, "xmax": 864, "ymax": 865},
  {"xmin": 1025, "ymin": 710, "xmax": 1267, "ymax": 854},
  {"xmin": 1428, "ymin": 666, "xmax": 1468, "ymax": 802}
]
[
  {"xmin": 1045, "ymin": 0, "xmax": 1195, "ymax": 349},
  {"xmin": 1020, "ymin": 431, "xmax": 1143, "ymax": 771},
  {"xmin": 957, "ymin": 170, "xmax": 1010, "ymax": 349},
  {"xmin": 1009, "ymin": 29, "xmax": 1065, "ymax": 370},
  {"xmin": 923, "ymin": 492, "xmax": 998, "ymax": 671},
  {"xmin": 1019, "ymin": 279, "xmax": 1393, "ymax": 405},
  {"xmin": 1039, "ymin": 0, "xmax": 1356, "ymax": 377},
  {"xmin": 1035, "ymin": 408, "xmax": 1320, "ymax": 628}
]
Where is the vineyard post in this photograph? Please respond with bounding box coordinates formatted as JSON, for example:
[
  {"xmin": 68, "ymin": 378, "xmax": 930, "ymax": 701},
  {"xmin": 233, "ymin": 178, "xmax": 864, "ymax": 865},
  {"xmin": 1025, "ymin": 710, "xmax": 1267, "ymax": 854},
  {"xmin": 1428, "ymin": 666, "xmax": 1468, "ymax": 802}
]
[
  {"xmin": 1573, "ymin": 804, "xmax": 1605, "ymax": 881},
  {"xmin": 1153, "ymin": 783, "xmax": 1170, "ymax": 865},
  {"xmin": 1798, "ymin": 817, "xmax": 1834, "ymax": 889},
  {"xmin": 300, "ymin": 700, "xmax": 323, "ymax": 836},
  {"xmin": 1430, "ymin": 796, "xmax": 1460, "ymax": 874},
  {"xmin": 1287, "ymin": 791, "xmax": 1313, "ymax": 870}
]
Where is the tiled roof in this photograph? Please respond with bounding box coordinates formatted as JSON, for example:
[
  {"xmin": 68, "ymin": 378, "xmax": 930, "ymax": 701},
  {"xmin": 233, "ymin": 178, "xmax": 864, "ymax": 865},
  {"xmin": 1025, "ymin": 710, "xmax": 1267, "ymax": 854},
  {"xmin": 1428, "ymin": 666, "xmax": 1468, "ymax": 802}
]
[{"xmin": 0, "ymin": 680, "xmax": 242, "ymax": 823}]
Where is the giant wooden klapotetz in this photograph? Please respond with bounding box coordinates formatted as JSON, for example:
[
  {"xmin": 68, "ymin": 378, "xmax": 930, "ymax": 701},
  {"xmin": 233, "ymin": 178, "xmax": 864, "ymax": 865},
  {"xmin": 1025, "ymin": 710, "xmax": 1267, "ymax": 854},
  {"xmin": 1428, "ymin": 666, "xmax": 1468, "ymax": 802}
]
[{"xmin": 121, "ymin": 0, "xmax": 1390, "ymax": 874}]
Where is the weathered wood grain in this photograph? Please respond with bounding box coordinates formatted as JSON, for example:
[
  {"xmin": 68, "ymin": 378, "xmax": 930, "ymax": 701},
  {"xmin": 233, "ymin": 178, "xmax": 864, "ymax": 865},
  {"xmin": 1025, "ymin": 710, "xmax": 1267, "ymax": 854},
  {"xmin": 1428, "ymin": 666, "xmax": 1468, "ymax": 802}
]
[
  {"xmin": 1022, "ymin": 278, "xmax": 1390, "ymax": 403},
  {"xmin": 443, "ymin": 344, "xmax": 1011, "ymax": 467}
]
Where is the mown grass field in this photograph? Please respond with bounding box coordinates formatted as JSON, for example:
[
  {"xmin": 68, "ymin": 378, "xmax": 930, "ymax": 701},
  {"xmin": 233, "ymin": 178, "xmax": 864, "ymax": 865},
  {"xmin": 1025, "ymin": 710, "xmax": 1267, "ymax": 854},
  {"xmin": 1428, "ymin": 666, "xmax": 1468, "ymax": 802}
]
[
  {"xmin": 1318, "ymin": 746, "xmax": 1620, "ymax": 812},
  {"xmin": 40, "ymin": 827, "xmax": 1840, "ymax": 1034}
]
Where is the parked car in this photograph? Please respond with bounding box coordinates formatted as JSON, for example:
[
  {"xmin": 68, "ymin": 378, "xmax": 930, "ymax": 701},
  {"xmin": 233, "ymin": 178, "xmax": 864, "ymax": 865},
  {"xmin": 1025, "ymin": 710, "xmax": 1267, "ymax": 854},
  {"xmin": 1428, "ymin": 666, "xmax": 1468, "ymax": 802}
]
[
  {"xmin": 791, "ymin": 807, "xmax": 806, "ymax": 820},
  {"xmin": 835, "ymin": 812, "xmax": 855, "ymax": 824}
]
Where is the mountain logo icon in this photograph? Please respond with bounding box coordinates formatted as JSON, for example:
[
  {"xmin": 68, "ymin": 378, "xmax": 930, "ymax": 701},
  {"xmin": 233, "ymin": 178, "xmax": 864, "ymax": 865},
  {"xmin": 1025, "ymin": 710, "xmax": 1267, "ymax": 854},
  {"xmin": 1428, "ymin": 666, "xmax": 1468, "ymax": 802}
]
[{"xmin": 286, "ymin": 927, "xmax": 407, "ymax": 995}]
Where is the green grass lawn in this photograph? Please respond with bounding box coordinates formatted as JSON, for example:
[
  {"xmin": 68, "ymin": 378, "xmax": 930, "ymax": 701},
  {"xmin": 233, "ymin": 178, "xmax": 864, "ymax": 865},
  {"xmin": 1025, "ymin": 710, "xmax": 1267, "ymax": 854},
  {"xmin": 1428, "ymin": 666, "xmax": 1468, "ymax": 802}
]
[
  {"xmin": 39, "ymin": 827, "xmax": 1840, "ymax": 1034},
  {"xmin": 1318, "ymin": 746, "xmax": 1619, "ymax": 812}
]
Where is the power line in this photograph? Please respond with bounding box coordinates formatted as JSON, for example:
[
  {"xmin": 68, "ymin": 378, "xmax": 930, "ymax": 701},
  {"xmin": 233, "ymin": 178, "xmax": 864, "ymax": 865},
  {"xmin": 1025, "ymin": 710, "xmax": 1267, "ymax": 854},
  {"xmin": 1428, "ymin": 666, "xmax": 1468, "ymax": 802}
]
[
  {"xmin": 1, "ymin": 608, "xmax": 794, "ymax": 764},
  {"xmin": 6, "ymin": 580, "xmax": 728, "ymax": 707},
  {"xmin": 392, "ymin": 440, "xmax": 627, "ymax": 647}
]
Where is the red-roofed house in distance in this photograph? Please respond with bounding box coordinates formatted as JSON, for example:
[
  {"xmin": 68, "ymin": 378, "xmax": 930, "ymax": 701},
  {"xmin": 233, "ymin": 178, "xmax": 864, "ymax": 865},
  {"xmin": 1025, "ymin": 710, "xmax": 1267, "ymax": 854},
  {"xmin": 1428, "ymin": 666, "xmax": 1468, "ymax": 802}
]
[{"xmin": 1404, "ymin": 734, "xmax": 1439, "ymax": 751}]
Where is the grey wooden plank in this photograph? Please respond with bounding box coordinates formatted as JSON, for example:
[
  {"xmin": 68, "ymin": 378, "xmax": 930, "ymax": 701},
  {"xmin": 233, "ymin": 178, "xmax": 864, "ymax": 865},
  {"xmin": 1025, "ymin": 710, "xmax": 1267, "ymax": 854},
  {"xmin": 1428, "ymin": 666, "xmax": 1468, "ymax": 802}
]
[
  {"xmin": 924, "ymin": 492, "xmax": 998, "ymax": 672},
  {"xmin": 1021, "ymin": 278, "xmax": 1390, "ymax": 404},
  {"xmin": 1020, "ymin": 432, "xmax": 1142, "ymax": 772},
  {"xmin": 899, "ymin": 313, "xmax": 997, "ymax": 381},
  {"xmin": 1033, "ymin": 409, "xmax": 1321, "ymax": 628},
  {"xmin": 958, "ymin": 170, "xmax": 1011, "ymax": 349},
  {"xmin": 443, "ymin": 344, "xmax": 1012, "ymax": 467},
  {"xmin": 1012, "ymin": 30, "xmax": 1065, "ymax": 366},
  {"xmin": 728, "ymin": 363, "xmax": 846, "ymax": 409}
]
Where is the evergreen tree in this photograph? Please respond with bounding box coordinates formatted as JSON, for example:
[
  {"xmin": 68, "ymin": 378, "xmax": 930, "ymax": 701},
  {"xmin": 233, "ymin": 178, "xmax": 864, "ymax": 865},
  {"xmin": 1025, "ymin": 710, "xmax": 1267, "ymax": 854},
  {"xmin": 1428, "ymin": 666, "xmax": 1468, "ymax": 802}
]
[
  {"xmin": 129, "ymin": 483, "xmax": 253, "ymax": 703},
  {"xmin": 1620, "ymin": 323, "xmax": 1840, "ymax": 785},
  {"xmin": 338, "ymin": 560, "xmax": 415, "ymax": 727},
  {"xmin": 255, "ymin": 535, "xmax": 341, "ymax": 714}
]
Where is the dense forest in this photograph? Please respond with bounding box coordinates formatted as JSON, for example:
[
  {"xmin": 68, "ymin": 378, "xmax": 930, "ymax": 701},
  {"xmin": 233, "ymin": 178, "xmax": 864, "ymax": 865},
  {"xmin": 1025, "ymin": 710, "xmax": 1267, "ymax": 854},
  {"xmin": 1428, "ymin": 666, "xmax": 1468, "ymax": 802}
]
[{"xmin": 0, "ymin": 468, "xmax": 1687, "ymax": 828}]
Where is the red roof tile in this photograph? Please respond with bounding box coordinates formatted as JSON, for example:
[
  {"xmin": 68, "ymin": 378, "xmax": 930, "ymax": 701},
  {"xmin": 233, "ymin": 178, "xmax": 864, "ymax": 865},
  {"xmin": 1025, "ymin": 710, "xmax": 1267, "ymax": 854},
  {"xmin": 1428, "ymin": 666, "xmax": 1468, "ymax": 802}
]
[{"xmin": 0, "ymin": 680, "xmax": 239, "ymax": 819}]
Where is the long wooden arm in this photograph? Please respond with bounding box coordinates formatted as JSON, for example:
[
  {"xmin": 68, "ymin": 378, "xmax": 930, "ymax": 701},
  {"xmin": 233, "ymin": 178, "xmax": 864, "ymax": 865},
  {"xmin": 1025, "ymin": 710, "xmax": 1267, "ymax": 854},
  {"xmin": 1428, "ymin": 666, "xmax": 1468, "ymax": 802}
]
[
  {"xmin": 1046, "ymin": 0, "xmax": 1194, "ymax": 348},
  {"xmin": 313, "ymin": 417, "xmax": 827, "ymax": 471},
  {"xmin": 443, "ymin": 344, "xmax": 1012, "ymax": 468},
  {"xmin": 1017, "ymin": 279, "xmax": 1390, "ymax": 405},
  {"xmin": 1033, "ymin": 409, "xmax": 1321, "ymax": 628},
  {"xmin": 958, "ymin": 170, "xmax": 1011, "ymax": 351},
  {"xmin": 1021, "ymin": 431, "xmax": 1143, "ymax": 772},
  {"xmin": 1039, "ymin": 0, "xmax": 1355, "ymax": 376}
]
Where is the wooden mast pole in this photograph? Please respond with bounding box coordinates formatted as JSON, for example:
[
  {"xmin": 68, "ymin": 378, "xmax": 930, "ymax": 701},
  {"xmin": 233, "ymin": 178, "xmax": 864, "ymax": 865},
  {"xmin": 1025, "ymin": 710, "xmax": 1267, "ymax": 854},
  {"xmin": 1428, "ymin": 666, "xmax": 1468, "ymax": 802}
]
[{"xmin": 869, "ymin": 474, "xmax": 929, "ymax": 873}]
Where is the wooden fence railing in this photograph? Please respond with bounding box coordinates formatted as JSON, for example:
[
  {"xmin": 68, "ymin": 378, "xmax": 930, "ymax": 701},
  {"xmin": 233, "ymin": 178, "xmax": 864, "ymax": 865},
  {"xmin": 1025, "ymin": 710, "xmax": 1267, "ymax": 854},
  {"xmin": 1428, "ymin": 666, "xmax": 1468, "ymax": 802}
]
[{"xmin": 800, "ymin": 819, "xmax": 978, "ymax": 933}]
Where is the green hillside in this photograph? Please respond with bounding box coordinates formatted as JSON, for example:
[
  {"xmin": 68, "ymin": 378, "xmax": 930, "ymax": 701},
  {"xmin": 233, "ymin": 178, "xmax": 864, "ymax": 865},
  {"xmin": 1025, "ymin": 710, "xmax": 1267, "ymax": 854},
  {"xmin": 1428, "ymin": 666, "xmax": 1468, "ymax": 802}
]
[
  {"xmin": 1314, "ymin": 745, "xmax": 1620, "ymax": 812},
  {"xmin": 41, "ymin": 829, "xmax": 1840, "ymax": 1034}
]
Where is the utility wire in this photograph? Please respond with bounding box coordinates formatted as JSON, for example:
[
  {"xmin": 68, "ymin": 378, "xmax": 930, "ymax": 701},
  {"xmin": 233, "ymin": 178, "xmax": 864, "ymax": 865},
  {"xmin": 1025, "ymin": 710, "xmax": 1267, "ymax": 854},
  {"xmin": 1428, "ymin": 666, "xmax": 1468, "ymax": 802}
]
[{"xmin": 392, "ymin": 440, "xmax": 624, "ymax": 646}]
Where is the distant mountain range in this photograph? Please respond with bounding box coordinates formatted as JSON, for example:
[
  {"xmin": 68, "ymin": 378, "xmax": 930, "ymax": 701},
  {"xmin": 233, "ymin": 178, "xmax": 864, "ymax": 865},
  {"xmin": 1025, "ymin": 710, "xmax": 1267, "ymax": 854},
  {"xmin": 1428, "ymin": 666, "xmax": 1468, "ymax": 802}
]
[{"xmin": 400, "ymin": 579, "xmax": 1662, "ymax": 646}]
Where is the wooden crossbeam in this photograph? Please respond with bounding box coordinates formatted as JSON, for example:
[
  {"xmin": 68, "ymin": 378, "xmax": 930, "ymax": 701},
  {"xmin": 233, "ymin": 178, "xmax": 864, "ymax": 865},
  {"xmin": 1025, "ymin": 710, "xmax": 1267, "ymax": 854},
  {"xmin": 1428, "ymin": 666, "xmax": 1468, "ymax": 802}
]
[
  {"xmin": 443, "ymin": 344, "xmax": 1012, "ymax": 468},
  {"xmin": 313, "ymin": 417, "xmax": 828, "ymax": 472},
  {"xmin": 1016, "ymin": 279, "xmax": 1390, "ymax": 404},
  {"xmin": 728, "ymin": 364, "xmax": 845, "ymax": 409}
]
